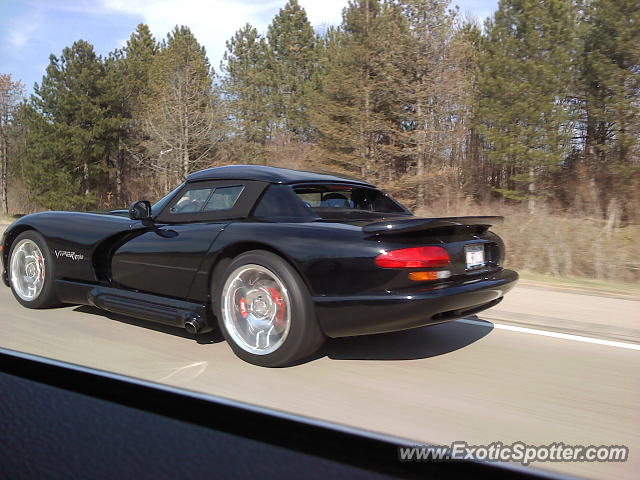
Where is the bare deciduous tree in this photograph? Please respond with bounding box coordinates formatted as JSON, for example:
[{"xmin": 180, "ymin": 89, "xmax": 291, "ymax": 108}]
[
  {"xmin": 400, "ymin": 1, "xmax": 474, "ymax": 209},
  {"xmin": 0, "ymin": 74, "xmax": 25, "ymax": 214},
  {"xmin": 143, "ymin": 65, "xmax": 226, "ymax": 191}
]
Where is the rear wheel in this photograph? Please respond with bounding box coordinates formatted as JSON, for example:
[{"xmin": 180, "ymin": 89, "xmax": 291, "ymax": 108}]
[
  {"xmin": 8, "ymin": 231, "xmax": 59, "ymax": 308},
  {"xmin": 214, "ymin": 250, "xmax": 324, "ymax": 367}
]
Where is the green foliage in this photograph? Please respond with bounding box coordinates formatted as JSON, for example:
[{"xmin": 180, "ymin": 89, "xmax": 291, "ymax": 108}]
[
  {"xmin": 121, "ymin": 24, "xmax": 158, "ymax": 106},
  {"xmin": 266, "ymin": 0, "xmax": 319, "ymax": 139},
  {"xmin": 477, "ymin": 0, "xmax": 579, "ymax": 205},
  {"xmin": 310, "ymin": 0, "xmax": 409, "ymax": 178},
  {"xmin": 101, "ymin": 24, "xmax": 158, "ymax": 203},
  {"xmin": 21, "ymin": 40, "xmax": 114, "ymax": 210},
  {"xmin": 580, "ymin": 0, "xmax": 640, "ymax": 203},
  {"xmin": 151, "ymin": 26, "xmax": 212, "ymax": 89},
  {"xmin": 221, "ymin": 23, "xmax": 272, "ymax": 155}
]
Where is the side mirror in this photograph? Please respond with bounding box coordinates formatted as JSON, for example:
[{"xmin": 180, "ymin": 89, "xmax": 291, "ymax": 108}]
[{"xmin": 129, "ymin": 201, "xmax": 152, "ymax": 221}]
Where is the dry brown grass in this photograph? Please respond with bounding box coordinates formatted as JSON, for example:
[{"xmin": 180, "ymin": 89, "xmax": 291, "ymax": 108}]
[{"xmin": 7, "ymin": 179, "xmax": 40, "ymax": 214}]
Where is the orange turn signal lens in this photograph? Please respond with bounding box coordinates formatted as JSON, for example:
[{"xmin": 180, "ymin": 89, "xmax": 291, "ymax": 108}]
[
  {"xmin": 408, "ymin": 271, "xmax": 438, "ymax": 281},
  {"xmin": 408, "ymin": 270, "xmax": 452, "ymax": 282}
]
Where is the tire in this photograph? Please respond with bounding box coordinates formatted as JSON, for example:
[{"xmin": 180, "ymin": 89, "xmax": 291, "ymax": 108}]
[
  {"xmin": 8, "ymin": 230, "xmax": 59, "ymax": 309},
  {"xmin": 214, "ymin": 250, "xmax": 325, "ymax": 367}
]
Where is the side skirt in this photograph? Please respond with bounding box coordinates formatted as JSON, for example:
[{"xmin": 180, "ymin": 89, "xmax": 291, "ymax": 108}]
[{"xmin": 55, "ymin": 279, "xmax": 212, "ymax": 333}]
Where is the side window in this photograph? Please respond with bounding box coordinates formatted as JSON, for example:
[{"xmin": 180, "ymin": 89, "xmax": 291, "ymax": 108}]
[
  {"xmin": 156, "ymin": 180, "xmax": 264, "ymax": 223},
  {"xmin": 170, "ymin": 188, "xmax": 213, "ymax": 214},
  {"xmin": 168, "ymin": 185, "xmax": 245, "ymax": 216},
  {"xmin": 203, "ymin": 185, "xmax": 244, "ymax": 212}
]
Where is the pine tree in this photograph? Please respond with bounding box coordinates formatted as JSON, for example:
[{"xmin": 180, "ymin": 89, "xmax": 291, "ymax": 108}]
[
  {"xmin": 310, "ymin": 0, "xmax": 408, "ymax": 179},
  {"xmin": 21, "ymin": 40, "xmax": 112, "ymax": 210},
  {"xmin": 122, "ymin": 24, "xmax": 158, "ymax": 107},
  {"xmin": 580, "ymin": 0, "xmax": 640, "ymax": 218},
  {"xmin": 266, "ymin": 0, "xmax": 318, "ymax": 139},
  {"xmin": 477, "ymin": 0, "xmax": 578, "ymax": 212},
  {"xmin": 102, "ymin": 24, "xmax": 158, "ymax": 204},
  {"xmin": 221, "ymin": 23, "xmax": 273, "ymax": 161},
  {"xmin": 459, "ymin": 18, "xmax": 494, "ymax": 202}
]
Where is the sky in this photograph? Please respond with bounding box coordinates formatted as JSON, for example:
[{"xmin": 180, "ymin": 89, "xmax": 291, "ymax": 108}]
[{"xmin": 0, "ymin": 0, "xmax": 498, "ymax": 94}]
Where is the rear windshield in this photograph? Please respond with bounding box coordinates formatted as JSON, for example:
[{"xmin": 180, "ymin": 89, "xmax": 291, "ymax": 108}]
[{"xmin": 293, "ymin": 184, "xmax": 408, "ymax": 215}]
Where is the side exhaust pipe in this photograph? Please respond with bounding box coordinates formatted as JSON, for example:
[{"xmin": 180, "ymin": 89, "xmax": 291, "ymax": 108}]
[{"xmin": 185, "ymin": 316, "xmax": 205, "ymax": 334}]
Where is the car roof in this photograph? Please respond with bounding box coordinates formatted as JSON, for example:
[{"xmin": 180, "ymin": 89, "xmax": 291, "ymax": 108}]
[{"xmin": 186, "ymin": 165, "xmax": 374, "ymax": 187}]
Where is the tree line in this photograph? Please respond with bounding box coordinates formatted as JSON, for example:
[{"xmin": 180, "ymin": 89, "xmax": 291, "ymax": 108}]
[{"xmin": 0, "ymin": 0, "xmax": 638, "ymax": 221}]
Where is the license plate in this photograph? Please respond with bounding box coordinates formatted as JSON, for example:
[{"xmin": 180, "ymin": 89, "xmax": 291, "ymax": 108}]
[{"xmin": 465, "ymin": 244, "xmax": 485, "ymax": 269}]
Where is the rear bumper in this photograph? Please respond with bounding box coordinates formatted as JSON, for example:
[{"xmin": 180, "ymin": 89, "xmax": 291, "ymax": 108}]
[{"xmin": 313, "ymin": 268, "xmax": 518, "ymax": 338}]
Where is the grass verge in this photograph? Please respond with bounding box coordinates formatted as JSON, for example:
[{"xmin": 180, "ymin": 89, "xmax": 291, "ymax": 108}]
[{"xmin": 516, "ymin": 270, "xmax": 640, "ymax": 299}]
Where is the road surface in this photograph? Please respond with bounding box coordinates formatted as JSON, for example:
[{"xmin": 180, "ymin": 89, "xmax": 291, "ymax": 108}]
[{"xmin": 0, "ymin": 275, "xmax": 638, "ymax": 479}]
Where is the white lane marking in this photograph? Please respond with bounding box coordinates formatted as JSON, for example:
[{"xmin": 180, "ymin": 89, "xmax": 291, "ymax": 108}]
[
  {"xmin": 157, "ymin": 361, "xmax": 209, "ymax": 382},
  {"xmin": 457, "ymin": 318, "xmax": 640, "ymax": 351}
]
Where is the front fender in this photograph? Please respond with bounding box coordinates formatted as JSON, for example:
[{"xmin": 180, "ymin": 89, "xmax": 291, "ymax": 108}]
[
  {"xmin": 2, "ymin": 218, "xmax": 37, "ymax": 286},
  {"xmin": 2, "ymin": 211, "xmax": 142, "ymax": 284}
]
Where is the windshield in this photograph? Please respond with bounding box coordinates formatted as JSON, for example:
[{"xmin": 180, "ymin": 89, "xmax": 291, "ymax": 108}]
[
  {"xmin": 293, "ymin": 184, "xmax": 408, "ymax": 216},
  {"xmin": 151, "ymin": 183, "xmax": 184, "ymax": 217}
]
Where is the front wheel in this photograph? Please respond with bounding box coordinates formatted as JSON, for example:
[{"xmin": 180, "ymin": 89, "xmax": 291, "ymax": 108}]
[
  {"xmin": 8, "ymin": 230, "xmax": 59, "ymax": 308},
  {"xmin": 214, "ymin": 250, "xmax": 325, "ymax": 367}
]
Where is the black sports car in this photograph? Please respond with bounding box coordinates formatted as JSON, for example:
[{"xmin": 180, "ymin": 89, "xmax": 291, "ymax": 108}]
[{"xmin": 1, "ymin": 165, "xmax": 517, "ymax": 366}]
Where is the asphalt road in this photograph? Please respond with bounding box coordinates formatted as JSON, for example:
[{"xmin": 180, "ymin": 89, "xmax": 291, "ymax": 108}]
[{"xmin": 1, "ymin": 276, "xmax": 638, "ymax": 480}]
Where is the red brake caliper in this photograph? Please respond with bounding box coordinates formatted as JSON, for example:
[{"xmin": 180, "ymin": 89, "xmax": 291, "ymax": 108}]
[
  {"xmin": 267, "ymin": 287, "xmax": 285, "ymax": 325},
  {"xmin": 238, "ymin": 297, "xmax": 248, "ymax": 318}
]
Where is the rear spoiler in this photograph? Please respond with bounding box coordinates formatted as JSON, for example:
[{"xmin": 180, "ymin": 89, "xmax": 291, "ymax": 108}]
[{"xmin": 363, "ymin": 216, "xmax": 503, "ymax": 235}]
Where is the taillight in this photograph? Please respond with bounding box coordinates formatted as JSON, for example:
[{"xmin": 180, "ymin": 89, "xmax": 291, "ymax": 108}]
[{"xmin": 375, "ymin": 246, "xmax": 450, "ymax": 269}]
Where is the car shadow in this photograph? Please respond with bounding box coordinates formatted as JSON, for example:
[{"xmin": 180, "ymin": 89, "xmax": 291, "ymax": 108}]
[
  {"xmin": 73, "ymin": 305, "xmax": 225, "ymax": 345},
  {"xmin": 72, "ymin": 305, "xmax": 493, "ymax": 361},
  {"xmin": 317, "ymin": 316, "xmax": 494, "ymax": 362}
]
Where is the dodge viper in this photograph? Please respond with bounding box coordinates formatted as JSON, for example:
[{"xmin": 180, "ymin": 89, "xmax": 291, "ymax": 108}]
[{"xmin": 1, "ymin": 165, "xmax": 517, "ymax": 366}]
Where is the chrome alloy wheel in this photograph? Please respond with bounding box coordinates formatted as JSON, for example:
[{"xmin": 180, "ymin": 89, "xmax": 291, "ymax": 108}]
[
  {"xmin": 221, "ymin": 264, "xmax": 291, "ymax": 355},
  {"xmin": 10, "ymin": 239, "xmax": 46, "ymax": 302}
]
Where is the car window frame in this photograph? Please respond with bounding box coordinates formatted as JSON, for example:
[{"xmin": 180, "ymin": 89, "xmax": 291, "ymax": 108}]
[{"xmin": 154, "ymin": 180, "xmax": 268, "ymax": 224}]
